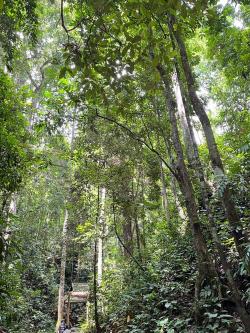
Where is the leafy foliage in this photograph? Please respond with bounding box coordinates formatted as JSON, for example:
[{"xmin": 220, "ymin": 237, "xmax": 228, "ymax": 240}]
[{"xmin": 0, "ymin": 1, "xmax": 250, "ymax": 333}]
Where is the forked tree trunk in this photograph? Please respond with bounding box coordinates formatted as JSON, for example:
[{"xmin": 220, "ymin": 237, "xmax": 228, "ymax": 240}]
[
  {"xmin": 56, "ymin": 209, "xmax": 68, "ymax": 332},
  {"xmin": 168, "ymin": 18, "xmax": 248, "ymax": 259}
]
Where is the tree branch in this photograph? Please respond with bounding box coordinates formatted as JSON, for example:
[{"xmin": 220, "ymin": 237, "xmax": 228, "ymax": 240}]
[
  {"xmin": 61, "ymin": 0, "xmax": 87, "ymax": 34},
  {"xmin": 95, "ymin": 111, "xmax": 177, "ymax": 178},
  {"xmin": 27, "ymin": 59, "xmax": 51, "ymax": 92},
  {"xmin": 27, "ymin": 71, "xmax": 39, "ymax": 90},
  {"xmin": 112, "ymin": 201, "xmax": 146, "ymax": 273},
  {"xmin": 61, "ymin": 0, "xmax": 68, "ymax": 34}
]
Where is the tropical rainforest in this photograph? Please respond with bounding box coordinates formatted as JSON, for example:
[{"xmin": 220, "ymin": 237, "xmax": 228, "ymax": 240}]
[{"xmin": 0, "ymin": 0, "xmax": 250, "ymax": 332}]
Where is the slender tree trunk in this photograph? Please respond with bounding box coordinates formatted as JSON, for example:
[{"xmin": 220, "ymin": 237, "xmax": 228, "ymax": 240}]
[
  {"xmin": 169, "ymin": 18, "xmax": 248, "ymax": 258},
  {"xmin": 140, "ymin": 172, "xmax": 147, "ymax": 250},
  {"xmin": 122, "ymin": 209, "xmax": 133, "ymax": 258},
  {"xmin": 93, "ymin": 187, "xmax": 101, "ymax": 333},
  {"xmin": 134, "ymin": 214, "xmax": 142, "ymax": 261},
  {"xmin": 1, "ymin": 193, "xmax": 17, "ymax": 263},
  {"xmin": 169, "ymin": 163, "xmax": 186, "ymax": 223},
  {"xmin": 156, "ymin": 63, "xmax": 215, "ymax": 279},
  {"xmin": 132, "ymin": 173, "xmax": 143, "ymax": 260},
  {"xmin": 121, "ymin": 182, "xmax": 134, "ymax": 257},
  {"xmin": 56, "ymin": 209, "xmax": 68, "ymax": 332},
  {"xmin": 66, "ymin": 294, "xmax": 71, "ymax": 328},
  {"xmin": 172, "ymin": 72, "xmax": 194, "ymax": 163},
  {"xmin": 97, "ymin": 187, "xmax": 106, "ymax": 287},
  {"xmin": 93, "ymin": 239, "xmax": 101, "ymax": 333},
  {"xmin": 1, "ymin": 192, "xmax": 10, "ymax": 263},
  {"xmin": 160, "ymin": 161, "xmax": 171, "ymax": 225},
  {"xmin": 155, "ymin": 108, "xmax": 185, "ymax": 222}
]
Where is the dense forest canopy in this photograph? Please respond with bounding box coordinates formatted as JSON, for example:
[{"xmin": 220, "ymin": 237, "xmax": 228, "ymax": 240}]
[{"xmin": 0, "ymin": 0, "xmax": 250, "ymax": 332}]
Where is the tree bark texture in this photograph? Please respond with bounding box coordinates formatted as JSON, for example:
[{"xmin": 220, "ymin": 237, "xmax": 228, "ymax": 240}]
[
  {"xmin": 157, "ymin": 63, "xmax": 215, "ymax": 278},
  {"xmin": 154, "ymin": 107, "xmax": 186, "ymax": 223},
  {"xmin": 174, "ymin": 54, "xmax": 250, "ymax": 331},
  {"xmin": 169, "ymin": 18, "xmax": 248, "ymax": 258}
]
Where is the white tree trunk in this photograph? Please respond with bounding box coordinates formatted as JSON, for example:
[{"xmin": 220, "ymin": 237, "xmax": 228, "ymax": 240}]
[
  {"xmin": 56, "ymin": 209, "xmax": 68, "ymax": 332},
  {"xmin": 97, "ymin": 187, "xmax": 106, "ymax": 287},
  {"xmin": 172, "ymin": 72, "xmax": 194, "ymax": 162},
  {"xmin": 2, "ymin": 193, "xmax": 18, "ymax": 263}
]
